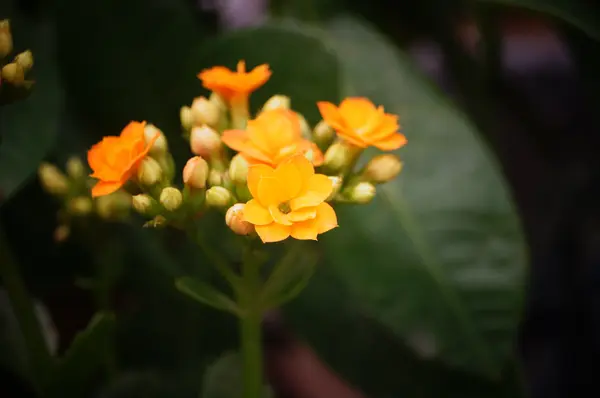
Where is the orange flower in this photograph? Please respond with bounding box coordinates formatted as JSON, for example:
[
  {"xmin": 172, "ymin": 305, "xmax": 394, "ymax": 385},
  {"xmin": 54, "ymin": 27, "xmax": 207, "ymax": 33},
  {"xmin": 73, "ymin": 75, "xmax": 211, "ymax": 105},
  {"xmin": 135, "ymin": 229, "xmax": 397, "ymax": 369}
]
[
  {"xmin": 222, "ymin": 108, "xmax": 323, "ymax": 167},
  {"xmin": 198, "ymin": 60, "xmax": 271, "ymax": 102},
  {"xmin": 317, "ymin": 97, "xmax": 407, "ymax": 150},
  {"xmin": 87, "ymin": 121, "xmax": 158, "ymax": 197},
  {"xmin": 243, "ymin": 155, "xmax": 338, "ymax": 243}
]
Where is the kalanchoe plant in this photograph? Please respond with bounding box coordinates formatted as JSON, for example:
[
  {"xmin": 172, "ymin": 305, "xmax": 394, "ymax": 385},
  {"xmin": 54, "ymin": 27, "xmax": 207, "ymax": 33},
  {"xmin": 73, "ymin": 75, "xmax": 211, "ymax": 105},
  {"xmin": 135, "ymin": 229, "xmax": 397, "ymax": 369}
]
[
  {"xmin": 0, "ymin": 19, "xmax": 35, "ymax": 105},
  {"xmin": 39, "ymin": 60, "xmax": 407, "ymax": 398}
]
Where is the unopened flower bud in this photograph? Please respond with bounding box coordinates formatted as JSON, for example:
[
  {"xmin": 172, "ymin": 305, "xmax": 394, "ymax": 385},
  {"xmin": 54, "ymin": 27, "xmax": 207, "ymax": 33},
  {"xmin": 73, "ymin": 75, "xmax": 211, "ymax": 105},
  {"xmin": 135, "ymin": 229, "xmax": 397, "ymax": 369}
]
[
  {"xmin": 225, "ymin": 203, "xmax": 254, "ymax": 235},
  {"xmin": 209, "ymin": 92, "xmax": 227, "ymax": 112},
  {"xmin": 190, "ymin": 125, "xmax": 221, "ymax": 158},
  {"xmin": 261, "ymin": 95, "xmax": 290, "ymax": 112},
  {"xmin": 68, "ymin": 196, "xmax": 93, "ymax": 216},
  {"xmin": 96, "ymin": 191, "xmax": 131, "ymax": 220},
  {"xmin": 295, "ymin": 112, "xmax": 312, "ymax": 139},
  {"xmin": 348, "ymin": 182, "xmax": 376, "ymax": 204},
  {"xmin": 183, "ymin": 156, "xmax": 208, "ymax": 189},
  {"xmin": 38, "ymin": 163, "xmax": 69, "ymax": 195},
  {"xmin": 1, "ymin": 62, "xmax": 24, "ymax": 85},
  {"xmin": 14, "ymin": 50, "xmax": 33, "ymax": 72},
  {"xmin": 180, "ymin": 106, "xmax": 194, "ymax": 130},
  {"xmin": 137, "ymin": 157, "xmax": 162, "ymax": 186},
  {"xmin": 313, "ymin": 120, "xmax": 334, "ymax": 147},
  {"xmin": 144, "ymin": 124, "xmax": 168, "ymax": 155},
  {"xmin": 228, "ymin": 154, "xmax": 249, "ymax": 184},
  {"xmin": 208, "ymin": 169, "xmax": 224, "ymax": 186},
  {"xmin": 191, "ymin": 96, "xmax": 220, "ymax": 127},
  {"xmin": 363, "ymin": 154, "xmax": 403, "ymax": 183},
  {"xmin": 0, "ymin": 20, "xmax": 12, "ymax": 59},
  {"xmin": 324, "ymin": 142, "xmax": 354, "ymax": 172},
  {"xmin": 66, "ymin": 157, "xmax": 85, "ymax": 180},
  {"xmin": 205, "ymin": 186, "xmax": 232, "ymax": 208},
  {"xmin": 159, "ymin": 187, "xmax": 183, "ymax": 211},
  {"xmin": 132, "ymin": 194, "xmax": 155, "ymax": 215},
  {"xmin": 54, "ymin": 225, "xmax": 70, "ymax": 243},
  {"xmin": 327, "ymin": 176, "xmax": 343, "ymax": 201}
]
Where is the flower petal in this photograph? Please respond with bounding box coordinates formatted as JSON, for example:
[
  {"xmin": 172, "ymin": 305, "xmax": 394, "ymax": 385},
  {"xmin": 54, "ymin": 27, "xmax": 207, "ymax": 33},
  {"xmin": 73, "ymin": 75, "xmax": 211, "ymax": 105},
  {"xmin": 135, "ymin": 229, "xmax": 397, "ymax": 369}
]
[
  {"xmin": 290, "ymin": 219, "xmax": 319, "ymax": 240},
  {"xmin": 338, "ymin": 97, "xmax": 377, "ymax": 130},
  {"xmin": 91, "ymin": 181, "xmax": 123, "ymax": 197},
  {"xmin": 255, "ymin": 223, "xmax": 291, "ymax": 243},
  {"xmin": 268, "ymin": 205, "xmax": 293, "ymax": 226},
  {"xmin": 317, "ymin": 101, "xmax": 345, "ymax": 131},
  {"xmin": 373, "ymin": 133, "xmax": 407, "ymax": 151},
  {"xmin": 274, "ymin": 161, "xmax": 302, "ymax": 201},
  {"xmin": 368, "ymin": 114, "xmax": 400, "ymax": 142},
  {"xmin": 289, "ymin": 174, "xmax": 332, "ymax": 210},
  {"xmin": 288, "ymin": 207, "xmax": 317, "ymax": 222},
  {"xmin": 247, "ymin": 164, "xmax": 275, "ymax": 201},
  {"xmin": 257, "ymin": 176, "xmax": 285, "ymax": 207},
  {"xmin": 315, "ymin": 202, "xmax": 338, "ymax": 234},
  {"xmin": 222, "ymin": 130, "xmax": 273, "ymax": 164},
  {"xmin": 242, "ymin": 199, "xmax": 272, "ymax": 226},
  {"xmin": 335, "ymin": 130, "xmax": 368, "ymax": 148}
]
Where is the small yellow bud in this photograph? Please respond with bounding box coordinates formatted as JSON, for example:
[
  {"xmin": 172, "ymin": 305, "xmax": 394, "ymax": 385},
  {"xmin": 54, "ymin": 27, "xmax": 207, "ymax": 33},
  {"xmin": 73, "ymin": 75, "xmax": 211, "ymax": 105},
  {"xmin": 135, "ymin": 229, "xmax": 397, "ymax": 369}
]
[
  {"xmin": 348, "ymin": 182, "xmax": 376, "ymax": 204},
  {"xmin": 205, "ymin": 186, "xmax": 232, "ymax": 208},
  {"xmin": 313, "ymin": 120, "xmax": 334, "ymax": 147},
  {"xmin": 326, "ymin": 176, "xmax": 343, "ymax": 201},
  {"xmin": 54, "ymin": 225, "xmax": 70, "ymax": 243},
  {"xmin": 191, "ymin": 96, "xmax": 220, "ymax": 127},
  {"xmin": 209, "ymin": 92, "xmax": 227, "ymax": 112},
  {"xmin": 66, "ymin": 157, "xmax": 85, "ymax": 180},
  {"xmin": 0, "ymin": 20, "xmax": 12, "ymax": 59},
  {"xmin": 225, "ymin": 203, "xmax": 254, "ymax": 236},
  {"xmin": 183, "ymin": 156, "xmax": 209, "ymax": 189},
  {"xmin": 261, "ymin": 95, "xmax": 291, "ymax": 112},
  {"xmin": 323, "ymin": 141, "xmax": 354, "ymax": 172},
  {"xmin": 132, "ymin": 194, "xmax": 155, "ymax": 215},
  {"xmin": 208, "ymin": 169, "xmax": 224, "ymax": 186},
  {"xmin": 68, "ymin": 196, "xmax": 93, "ymax": 216},
  {"xmin": 14, "ymin": 50, "xmax": 33, "ymax": 72},
  {"xmin": 159, "ymin": 187, "xmax": 183, "ymax": 211},
  {"xmin": 38, "ymin": 163, "xmax": 69, "ymax": 195},
  {"xmin": 190, "ymin": 125, "xmax": 221, "ymax": 157},
  {"xmin": 136, "ymin": 157, "xmax": 162, "ymax": 186},
  {"xmin": 1, "ymin": 62, "xmax": 24, "ymax": 85},
  {"xmin": 228, "ymin": 154, "xmax": 249, "ymax": 184},
  {"xmin": 144, "ymin": 124, "xmax": 168, "ymax": 156},
  {"xmin": 96, "ymin": 191, "xmax": 132, "ymax": 220},
  {"xmin": 363, "ymin": 154, "xmax": 403, "ymax": 183},
  {"xmin": 180, "ymin": 106, "xmax": 194, "ymax": 130}
]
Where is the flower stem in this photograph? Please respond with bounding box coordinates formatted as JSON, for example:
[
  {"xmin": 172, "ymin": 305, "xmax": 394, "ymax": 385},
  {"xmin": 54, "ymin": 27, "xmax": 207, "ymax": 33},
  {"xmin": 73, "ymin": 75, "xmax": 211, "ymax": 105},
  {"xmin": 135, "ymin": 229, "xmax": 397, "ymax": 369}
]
[
  {"xmin": 0, "ymin": 228, "xmax": 53, "ymax": 394},
  {"xmin": 230, "ymin": 96, "xmax": 250, "ymax": 130},
  {"xmin": 238, "ymin": 245, "xmax": 264, "ymax": 398}
]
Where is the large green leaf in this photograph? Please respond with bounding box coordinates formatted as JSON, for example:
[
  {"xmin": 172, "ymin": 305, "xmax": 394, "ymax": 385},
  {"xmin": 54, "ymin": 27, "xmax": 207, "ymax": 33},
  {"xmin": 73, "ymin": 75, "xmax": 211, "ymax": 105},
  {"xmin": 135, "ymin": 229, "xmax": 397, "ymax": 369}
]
[
  {"xmin": 477, "ymin": 0, "xmax": 600, "ymax": 40},
  {"xmin": 0, "ymin": 2, "xmax": 62, "ymax": 204},
  {"xmin": 180, "ymin": 23, "xmax": 341, "ymax": 125},
  {"xmin": 314, "ymin": 16, "xmax": 527, "ymax": 378}
]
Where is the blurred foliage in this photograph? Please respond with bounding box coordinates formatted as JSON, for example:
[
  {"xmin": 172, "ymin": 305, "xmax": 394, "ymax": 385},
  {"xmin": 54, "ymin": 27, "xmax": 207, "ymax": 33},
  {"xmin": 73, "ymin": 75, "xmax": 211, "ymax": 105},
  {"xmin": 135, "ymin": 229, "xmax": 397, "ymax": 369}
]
[{"xmin": 1, "ymin": 0, "xmax": 599, "ymax": 397}]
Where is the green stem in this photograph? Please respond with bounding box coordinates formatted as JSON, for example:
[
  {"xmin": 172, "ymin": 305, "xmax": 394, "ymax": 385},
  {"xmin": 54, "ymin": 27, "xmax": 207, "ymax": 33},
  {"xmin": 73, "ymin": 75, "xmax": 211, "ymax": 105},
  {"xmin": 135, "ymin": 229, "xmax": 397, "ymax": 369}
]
[
  {"xmin": 238, "ymin": 245, "xmax": 264, "ymax": 398},
  {"xmin": 0, "ymin": 228, "xmax": 53, "ymax": 394}
]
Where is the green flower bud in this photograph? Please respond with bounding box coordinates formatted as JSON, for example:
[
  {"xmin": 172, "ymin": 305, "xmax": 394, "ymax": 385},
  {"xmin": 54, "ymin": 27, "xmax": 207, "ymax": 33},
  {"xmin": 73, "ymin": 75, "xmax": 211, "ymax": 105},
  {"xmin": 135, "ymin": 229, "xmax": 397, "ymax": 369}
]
[
  {"xmin": 183, "ymin": 156, "xmax": 209, "ymax": 189},
  {"xmin": 144, "ymin": 124, "xmax": 168, "ymax": 156},
  {"xmin": 261, "ymin": 95, "xmax": 290, "ymax": 112},
  {"xmin": 180, "ymin": 106, "xmax": 194, "ymax": 130},
  {"xmin": 191, "ymin": 96, "xmax": 220, "ymax": 127},
  {"xmin": 1, "ymin": 62, "xmax": 24, "ymax": 85},
  {"xmin": 68, "ymin": 196, "xmax": 93, "ymax": 216},
  {"xmin": 295, "ymin": 112, "xmax": 312, "ymax": 139},
  {"xmin": 363, "ymin": 154, "xmax": 403, "ymax": 183},
  {"xmin": 208, "ymin": 169, "xmax": 224, "ymax": 187},
  {"xmin": 348, "ymin": 182, "xmax": 376, "ymax": 204},
  {"xmin": 159, "ymin": 187, "xmax": 183, "ymax": 211},
  {"xmin": 205, "ymin": 186, "xmax": 232, "ymax": 208},
  {"xmin": 323, "ymin": 141, "xmax": 354, "ymax": 173},
  {"xmin": 14, "ymin": 50, "xmax": 33, "ymax": 72},
  {"xmin": 132, "ymin": 194, "xmax": 156, "ymax": 216},
  {"xmin": 313, "ymin": 120, "xmax": 334, "ymax": 147},
  {"xmin": 38, "ymin": 163, "xmax": 69, "ymax": 196},
  {"xmin": 190, "ymin": 125, "xmax": 221, "ymax": 158},
  {"xmin": 137, "ymin": 157, "xmax": 162, "ymax": 186},
  {"xmin": 326, "ymin": 176, "xmax": 343, "ymax": 201},
  {"xmin": 228, "ymin": 154, "xmax": 249, "ymax": 184},
  {"xmin": 225, "ymin": 203, "xmax": 254, "ymax": 236},
  {"xmin": 66, "ymin": 157, "xmax": 85, "ymax": 180},
  {"xmin": 0, "ymin": 20, "xmax": 13, "ymax": 59},
  {"xmin": 96, "ymin": 191, "xmax": 131, "ymax": 220}
]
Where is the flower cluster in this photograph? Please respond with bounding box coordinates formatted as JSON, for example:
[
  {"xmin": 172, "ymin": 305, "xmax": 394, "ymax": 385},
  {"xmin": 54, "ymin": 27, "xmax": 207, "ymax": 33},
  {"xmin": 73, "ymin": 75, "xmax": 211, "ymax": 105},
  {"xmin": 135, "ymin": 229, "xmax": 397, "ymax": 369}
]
[
  {"xmin": 0, "ymin": 19, "xmax": 33, "ymax": 88},
  {"xmin": 39, "ymin": 61, "xmax": 407, "ymax": 244}
]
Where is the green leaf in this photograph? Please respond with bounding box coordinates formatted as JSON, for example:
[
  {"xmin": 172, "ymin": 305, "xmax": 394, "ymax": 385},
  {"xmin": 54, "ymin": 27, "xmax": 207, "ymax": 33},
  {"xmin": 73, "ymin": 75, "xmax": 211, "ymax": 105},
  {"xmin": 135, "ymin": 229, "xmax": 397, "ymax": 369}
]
[
  {"xmin": 180, "ymin": 23, "xmax": 341, "ymax": 125},
  {"xmin": 477, "ymin": 0, "xmax": 600, "ymax": 40},
  {"xmin": 46, "ymin": 311, "xmax": 116, "ymax": 398},
  {"xmin": 55, "ymin": 0, "xmax": 207, "ymax": 162},
  {"xmin": 0, "ymin": 2, "xmax": 63, "ymax": 204},
  {"xmin": 317, "ymin": 16, "xmax": 527, "ymax": 378},
  {"xmin": 176, "ymin": 277, "xmax": 240, "ymax": 315},
  {"xmin": 201, "ymin": 351, "xmax": 272, "ymax": 398}
]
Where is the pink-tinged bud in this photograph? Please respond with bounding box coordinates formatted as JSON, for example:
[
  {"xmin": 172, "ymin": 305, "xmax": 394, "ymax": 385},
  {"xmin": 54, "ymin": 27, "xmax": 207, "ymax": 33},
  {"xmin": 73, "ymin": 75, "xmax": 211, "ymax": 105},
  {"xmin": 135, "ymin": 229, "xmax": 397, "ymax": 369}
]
[
  {"xmin": 190, "ymin": 125, "xmax": 221, "ymax": 157},
  {"xmin": 183, "ymin": 156, "xmax": 209, "ymax": 189},
  {"xmin": 225, "ymin": 203, "xmax": 254, "ymax": 236}
]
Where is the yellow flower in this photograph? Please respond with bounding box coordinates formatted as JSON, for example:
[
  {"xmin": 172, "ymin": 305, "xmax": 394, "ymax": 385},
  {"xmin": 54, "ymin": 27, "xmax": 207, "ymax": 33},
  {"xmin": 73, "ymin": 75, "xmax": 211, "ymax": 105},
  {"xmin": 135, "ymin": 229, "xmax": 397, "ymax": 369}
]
[
  {"xmin": 198, "ymin": 60, "xmax": 271, "ymax": 103},
  {"xmin": 317, "ymin": 97, "xmax": 407, "ymax": 150},
  {"xmin": 243, "ymin": 155, "xmax": 338, "ymax": 243},
  {"xmin": 222, "ymin": 108, "xmax": 323, "ymax": 168},
  {"xmin": 87, "ymin": 121, "xmax": 159, "ymax": 197}
]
